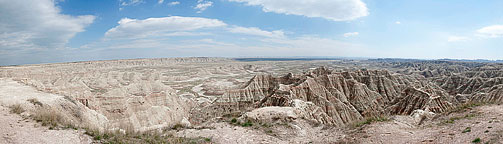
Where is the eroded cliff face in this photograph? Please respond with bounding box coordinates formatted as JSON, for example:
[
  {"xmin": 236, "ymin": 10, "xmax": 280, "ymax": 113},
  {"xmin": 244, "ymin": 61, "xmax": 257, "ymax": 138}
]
[
  {"xmin": 0, "ymin": 58, "xmax": 234, "ymax": 132},
  {"xmin": 430, "ymin": 64, "xmax": 503, "ymax": 104},
  {"xmin": 200, "ymin": 67, "xmax": 457, "ymax": 126},
  {"xmin": 2, "ymin": 58, "xmax": 502, "ymax": 133}
]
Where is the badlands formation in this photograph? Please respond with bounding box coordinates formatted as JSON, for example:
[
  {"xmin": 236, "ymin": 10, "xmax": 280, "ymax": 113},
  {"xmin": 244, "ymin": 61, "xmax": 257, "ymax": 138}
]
[{"xmin": 1, "ymin": 57, "xmax": 503, "ymax": 143}]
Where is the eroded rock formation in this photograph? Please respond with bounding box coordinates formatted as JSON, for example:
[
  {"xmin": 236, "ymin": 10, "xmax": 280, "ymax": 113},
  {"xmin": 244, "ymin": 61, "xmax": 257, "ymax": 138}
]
[{"xmin": 201, "ymin": 67, "xmax": 457, "ymax": 126}]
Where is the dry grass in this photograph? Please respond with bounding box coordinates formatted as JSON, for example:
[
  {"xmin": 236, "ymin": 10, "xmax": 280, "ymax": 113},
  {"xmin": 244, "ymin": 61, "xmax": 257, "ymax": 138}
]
[
  {"xmin": 31, "ymin": 108, "xmax": 65, "ymax": 129},
  {"xmin": 84, "ymin": 128, "xmax": 211, "ymax": 144},
  {"xmin": 9, "ymin": 104, "xmax": 25, "ymax": 114}
]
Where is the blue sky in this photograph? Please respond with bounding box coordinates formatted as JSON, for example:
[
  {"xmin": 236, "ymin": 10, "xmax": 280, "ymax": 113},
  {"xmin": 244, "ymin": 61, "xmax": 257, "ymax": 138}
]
[{"xmin": 1, "ymin": 0, "xmax": 503, "ymax": 65}]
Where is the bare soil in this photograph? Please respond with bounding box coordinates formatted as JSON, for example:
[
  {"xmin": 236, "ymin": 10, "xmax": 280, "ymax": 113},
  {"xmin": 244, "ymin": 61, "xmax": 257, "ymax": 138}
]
[{"xmin": 0, "ymin": 105, "xmax": 91, "ymax": 144}]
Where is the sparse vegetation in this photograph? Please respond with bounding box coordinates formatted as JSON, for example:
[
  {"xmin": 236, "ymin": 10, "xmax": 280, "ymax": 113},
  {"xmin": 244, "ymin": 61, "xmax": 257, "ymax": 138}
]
[
  {"xmin": 241, "ymin": 120, "xmax": 253, "ymax": 127},
  {"xmin": 265, "ymin": 130, "xmax": 273, "ymax": 134},
  {"xmin": 9, "ymin": 104, "xmax": 25, "ymax": 114},
  {"xmin": 441, "ymin": 114, "xmax": 478, "ymax": 124},
  {"xmin": 448, "ymin": 102, "xmax": 486, "ymax": 113},
  {"xmin": 462, "ymin": 127, "xmax": 472, "ymax": 133},
  {"xmin": 31, "ymin": 108, "xmax": 64, "ymax": 129},
  {"xmin": 27, "ymin": 98, "xmax": 43, "ymax": 106},
  {"xmin": 472, "ymin": 137, "xmax": 481, "ymax": 143},
  {"xmin": 172, "ymin": 123, "xmax": 185, "ymax": 130},
  {"xmin": 353, "ymin": 116, "xmax": 390, "ymax": 128},
  {"xmin": 83, "ymin": 128, "xmax": 211, "ymax": 144},
  {"xmin": 204, "ymin": 138, "xmax": 211, "ymax": 142}
]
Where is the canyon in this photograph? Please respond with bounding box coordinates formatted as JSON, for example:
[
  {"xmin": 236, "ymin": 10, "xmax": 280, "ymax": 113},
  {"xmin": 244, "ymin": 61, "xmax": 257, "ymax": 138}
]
[{"xmin": 1, "ymin": 58, "xmax": 502, "ymax": 143}]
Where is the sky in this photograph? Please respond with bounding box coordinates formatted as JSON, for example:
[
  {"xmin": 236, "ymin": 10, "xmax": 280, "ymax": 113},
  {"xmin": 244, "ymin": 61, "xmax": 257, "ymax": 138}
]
[{"xmin": 1, "ymin": 0, "xmax": 503, "ymax": 65}]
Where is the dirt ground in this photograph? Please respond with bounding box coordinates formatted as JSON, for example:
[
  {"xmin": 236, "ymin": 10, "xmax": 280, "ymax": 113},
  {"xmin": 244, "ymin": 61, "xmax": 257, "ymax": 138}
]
[
  {"xmin": 344, "ymin": 105, "xmax": 503, "ymax": 144},
  {"xmin": 0, "ymin": 78, "xmax": 92, "ymax": 144},
  {"xmin": 0, "ymin": 105, "xmax": 92, "ymax": 144}
]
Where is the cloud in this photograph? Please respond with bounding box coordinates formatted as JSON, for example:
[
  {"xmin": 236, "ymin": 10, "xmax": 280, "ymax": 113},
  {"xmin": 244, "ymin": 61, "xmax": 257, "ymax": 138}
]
[
  {"xmin": 120, "ymin": 0, "xmax": 144, "ymax": 6},
  {"xmin": 395, "ymin": 21, "xmax": 401, "ymax": 24},
  {"xmin": 228, "ymin": 26, "xmax": 284, "ymax": 38},
  {"xmin": 0, "ymin": 0, "xmax": 95, "ymax": 53},
  {"xmin": 448, "ymin": 36, "xmax": 470, "ymax": 42},
  {"xmin": 343, "ymin": 32, "xmax": 359, "ymax": 37},
  {"xmin": 168, "ymin": 1, "xmax": 180, "ymax": 6},
  {"xmin": 476, "ymin": 25, "xmax": 503, "ymax": 38},
  {"xmin": 104, "ymin": 16, "xmax": 226, "ymax": 39},
  {"xmin": 82, "ymin": 16, "xmax": 370, "ymax": 60},
  {"xmin": 195, "ymin": 0, "xmax": 213, "ymax": 13},
  {"xmin": 158, "ymin": 0, "xmax": 164, "ymax": 4},
  {"xmin": 228, "ymin": 0, "xmax": 368, "ymax": 21}
]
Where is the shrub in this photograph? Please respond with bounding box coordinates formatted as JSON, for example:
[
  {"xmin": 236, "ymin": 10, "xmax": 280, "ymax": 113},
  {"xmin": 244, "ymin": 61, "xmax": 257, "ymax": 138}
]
[
  {"xmin": 472, "ymin": 137, "xmax": 481, "ymax": 143},
  {"xmin": 231, "ymin": 118, "xmax": 237, "ymax": 123},
  {"xmin": 31, "ymin": 108, "xmax": 64, "ymax": 129},
  {"xmin": 204, "ymin": 138, "xmax": 211, "ymax": 142},
  {"xmin": 462, "ymin": 127, "xmax": 471, "ymax": 133},
  {"xmin": 172, "ymin": 123, "xmax": 184, "ymax": 130},
  {"xmin": 9, "ymin": 104, "xmax": 25, "ymax": 114},
  {"xmin": 241, "ymin": 121, "xmax": 253, "ymax": 127}
]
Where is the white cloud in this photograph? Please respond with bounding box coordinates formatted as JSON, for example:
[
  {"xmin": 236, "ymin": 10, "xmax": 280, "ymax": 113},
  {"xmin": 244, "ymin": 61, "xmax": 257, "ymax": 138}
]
[
  {"xmin": 395, "ymin": 21, "xmax": 401, "ymax": 24},
  {"xmin": 343, "ymin": 32, "xmax": 359, "ymax": 37},
  {"xmin": 120, "ymin": 0, "xmax": 144, "ymax": 6},
  {"xmin": 168, "ymin": 1, "xmax": 180, "ymax": 6},
  {"xmin": 0, "ymin": 0, "xmax": 95, "ymax": 52},
  {"xmin": 448, "ymin": 36, "xmax": 470, "ymax": 42},
  {"xmin": 228, "ymin": 26, "xmax": 284, "ymax": 38},
  {"xmin": 158, "ymin": 0, "xmax": 164, "ymax": 4},
  {"xmin": 104, "ymin": 16, "xmax": 226, "ymax": 39},
  {"xmin": 82, "ymin": 16, "xmax": 370, "ymax": 59},
  {"xmin": 476, "ymin": 25, "xmax": 503, "ymax": 38},
  {"xmin": 228, "ymin": 0, "xmax": 368, "ymax": 21},
  {"xmin": 195, "ymin": 0, "xmax": 213, "ymax": 13}
]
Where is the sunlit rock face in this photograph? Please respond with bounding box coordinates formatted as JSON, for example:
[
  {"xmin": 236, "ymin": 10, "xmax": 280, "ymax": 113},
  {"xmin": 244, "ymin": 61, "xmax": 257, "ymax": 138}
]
[
  {"xmin": 2, "ymin": 58, "xmax": 503, "ymax": 132},
  {"xmin": 0, "ymin": 58, "xmax": 231, "ymax": 132},
  {"xmin": 207, "ymin": 67, "xmax": 457, "ymax": 126}
]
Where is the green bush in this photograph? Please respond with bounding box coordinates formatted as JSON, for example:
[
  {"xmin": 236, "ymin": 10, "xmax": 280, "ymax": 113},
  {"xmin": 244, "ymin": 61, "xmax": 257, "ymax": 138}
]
[
  {"xmin": 462, "ymin": 127, "xmax": 471, "ymax": 133},
  {"xmin": 241, "ymin": 121, "xmax": 253, "ymax": 127},
  {"xmin": 472, "ymin": 137, "xmax": 481, "ymax": 143}
]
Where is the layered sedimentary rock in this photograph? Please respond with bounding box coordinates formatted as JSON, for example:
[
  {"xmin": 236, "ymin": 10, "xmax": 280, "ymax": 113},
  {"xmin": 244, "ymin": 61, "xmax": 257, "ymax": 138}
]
[
  {"xmin": 205, "ymin": 67, "xmax": 457, "ymax": 126},
  {"xmin": 0, "ymin": 58, "xmax": 239, "ymax": 132},
  {"xmin": 469, "ymin": 85, "xmax": 503, "ymax": 103},
  {"xmin": 430, "ymin": 64, "xmax": 503, "ymax": 103}
]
